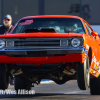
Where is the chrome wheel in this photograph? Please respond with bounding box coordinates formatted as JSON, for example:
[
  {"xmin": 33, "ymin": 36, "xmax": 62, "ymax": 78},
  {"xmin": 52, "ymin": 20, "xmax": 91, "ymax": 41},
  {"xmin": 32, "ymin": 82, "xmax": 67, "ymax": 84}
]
[{"xmin": 77, "ymin": 55, "xmax": 90, "ymax": 90}]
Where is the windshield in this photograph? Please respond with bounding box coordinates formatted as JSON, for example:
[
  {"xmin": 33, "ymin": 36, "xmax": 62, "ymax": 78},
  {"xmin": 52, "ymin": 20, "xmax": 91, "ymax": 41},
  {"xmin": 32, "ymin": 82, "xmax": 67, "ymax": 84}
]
[{"xmin": 11, "ymin": 18, "xmax": 85, "ymax": 34}]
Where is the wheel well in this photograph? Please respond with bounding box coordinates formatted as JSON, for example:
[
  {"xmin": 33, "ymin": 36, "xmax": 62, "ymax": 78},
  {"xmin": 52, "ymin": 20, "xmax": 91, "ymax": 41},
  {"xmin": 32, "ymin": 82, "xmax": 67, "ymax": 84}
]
[{"xmin": 88, "ymin": 48, "xmax": 92, "ymax": 67}]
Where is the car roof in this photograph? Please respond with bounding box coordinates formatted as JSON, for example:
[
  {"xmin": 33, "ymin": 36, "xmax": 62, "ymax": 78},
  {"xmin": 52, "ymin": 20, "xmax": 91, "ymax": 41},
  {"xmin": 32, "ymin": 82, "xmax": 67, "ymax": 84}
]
[{"xmin": 21, "ymin": 15, "xmax": 83, "ymax": 20}]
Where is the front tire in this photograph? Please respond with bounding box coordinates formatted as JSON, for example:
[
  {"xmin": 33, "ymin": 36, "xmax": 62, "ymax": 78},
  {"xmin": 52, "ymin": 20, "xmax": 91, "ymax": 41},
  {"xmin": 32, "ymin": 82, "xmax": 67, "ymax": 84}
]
[{"xmin": 77, "ymin": 55, "xmax": 90, "ymax": 90}]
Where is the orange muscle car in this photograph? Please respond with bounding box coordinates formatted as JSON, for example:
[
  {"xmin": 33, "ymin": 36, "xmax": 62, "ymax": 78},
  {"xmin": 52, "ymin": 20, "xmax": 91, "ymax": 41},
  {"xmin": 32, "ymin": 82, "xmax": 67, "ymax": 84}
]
[{"xmin": 0, "ymin": 15, "xmax": 100, "ymax": 95}]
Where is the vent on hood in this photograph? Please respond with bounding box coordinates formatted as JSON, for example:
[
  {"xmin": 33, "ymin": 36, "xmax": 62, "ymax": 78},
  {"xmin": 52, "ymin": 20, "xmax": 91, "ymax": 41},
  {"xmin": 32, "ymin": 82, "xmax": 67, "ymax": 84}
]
[{"xmin": 24, "ymin": 28, "xmax": 57, "ymax": 33}]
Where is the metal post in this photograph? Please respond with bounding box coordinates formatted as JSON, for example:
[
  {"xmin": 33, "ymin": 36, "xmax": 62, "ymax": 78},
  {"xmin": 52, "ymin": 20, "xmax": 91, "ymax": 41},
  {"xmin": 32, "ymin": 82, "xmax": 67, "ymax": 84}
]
[
  {"xmin": 80, "ymin": 0, "xmax": 82, "ymax": 17},
  {"xmin": 1, "ymin": 0, "xmax": 3, "ymax": 23},
  {"xmin": 39, "ymin": 0, "xmax": 44, "ymax": 15}
]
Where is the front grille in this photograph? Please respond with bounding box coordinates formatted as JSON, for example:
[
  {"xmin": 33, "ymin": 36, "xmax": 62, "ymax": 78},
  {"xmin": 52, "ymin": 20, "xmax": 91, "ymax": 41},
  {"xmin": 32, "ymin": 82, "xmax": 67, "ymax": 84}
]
[
  {"xmin": 4, "ymin": 37, "xmax": 83, "ymax": 49},
  {"xmin": 14, "ymin": 38, "xmax": 60, "ymax": 48}
]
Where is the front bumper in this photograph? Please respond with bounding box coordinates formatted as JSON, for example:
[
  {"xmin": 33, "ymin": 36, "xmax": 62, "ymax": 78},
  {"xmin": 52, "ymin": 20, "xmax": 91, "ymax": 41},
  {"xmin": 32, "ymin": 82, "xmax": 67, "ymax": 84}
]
[
  {"xmin": 0, "ymin": 48, "xmax": 85, "ymax": 64},
  {"xmin": 0, "ymin": 48, "xmax": 85, "ymax": 55}
]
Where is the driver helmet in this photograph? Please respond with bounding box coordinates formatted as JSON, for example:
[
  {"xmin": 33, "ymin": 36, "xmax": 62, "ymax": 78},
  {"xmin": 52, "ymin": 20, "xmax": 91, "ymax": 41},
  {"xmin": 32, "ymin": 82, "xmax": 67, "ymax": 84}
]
[{"xmin": 53, "ymin": 26, "xmax": 60, "ymax": 32}]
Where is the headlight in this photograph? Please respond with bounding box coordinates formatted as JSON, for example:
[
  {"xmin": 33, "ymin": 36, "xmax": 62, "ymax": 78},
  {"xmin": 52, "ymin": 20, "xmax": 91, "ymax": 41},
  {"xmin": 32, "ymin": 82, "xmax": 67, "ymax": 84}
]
[
  {"xmin": 60, "ymin": 40, "xmax": 68, "ymax": 46},
  {"xmin": 0, "ymin": 40, "xmax": 5, "ymax": 48},
  {"xmin": 71, "ymin": 38, "xmax": 80, "ymax": 47}
]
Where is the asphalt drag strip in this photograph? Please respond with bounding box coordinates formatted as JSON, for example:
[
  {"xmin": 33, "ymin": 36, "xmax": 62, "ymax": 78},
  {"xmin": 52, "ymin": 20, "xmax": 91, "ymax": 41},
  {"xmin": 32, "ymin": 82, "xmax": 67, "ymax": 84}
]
[{"xmin": 0, "ymin": 80, "xmax": 100, "ymax": 100}]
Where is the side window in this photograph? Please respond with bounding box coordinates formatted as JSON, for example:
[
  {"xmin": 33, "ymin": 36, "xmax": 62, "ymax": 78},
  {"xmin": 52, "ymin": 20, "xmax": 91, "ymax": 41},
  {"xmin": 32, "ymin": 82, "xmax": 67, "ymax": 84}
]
[{"xmin": 84, "ymin": 22, "xmax": 92, "ymax": 36}]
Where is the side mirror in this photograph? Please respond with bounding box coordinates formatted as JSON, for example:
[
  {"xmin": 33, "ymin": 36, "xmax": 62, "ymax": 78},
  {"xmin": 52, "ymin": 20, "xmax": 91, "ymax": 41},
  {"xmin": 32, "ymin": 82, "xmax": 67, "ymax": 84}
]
[{"xmin": 91, "ymin": 31, "xmax": 98, "ymax": 37}]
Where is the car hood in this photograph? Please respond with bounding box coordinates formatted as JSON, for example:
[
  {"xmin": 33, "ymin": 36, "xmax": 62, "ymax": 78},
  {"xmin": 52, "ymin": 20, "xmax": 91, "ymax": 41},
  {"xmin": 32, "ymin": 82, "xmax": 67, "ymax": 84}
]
[{"xmin": 0, "ymin": 32, "xmax": 84, "ymax": 38}]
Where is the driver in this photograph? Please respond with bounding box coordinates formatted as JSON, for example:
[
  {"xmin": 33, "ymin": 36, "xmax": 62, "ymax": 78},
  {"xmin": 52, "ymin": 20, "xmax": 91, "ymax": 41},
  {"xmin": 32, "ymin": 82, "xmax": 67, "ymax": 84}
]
[{"xmin": 64, "ymin": 23, "xmax": 78, "ymax": 33}]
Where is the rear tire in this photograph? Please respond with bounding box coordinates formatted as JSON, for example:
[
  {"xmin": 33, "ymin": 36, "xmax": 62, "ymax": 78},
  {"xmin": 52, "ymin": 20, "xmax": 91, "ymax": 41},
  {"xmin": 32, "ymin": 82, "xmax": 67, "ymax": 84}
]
[
  {"xmin": 14, "ymin": 76, "xmax": 31, "ymax": 93},
  {"xmin": 0, "ymin": 64, "xmax": 9, "ymax": 90},
  {"xmin": 77, "ymin": 55, "xmax": 90, "ymax": 90},
  {"xmin": 90, "ymin": 76, "xmax": 100, "ymax": 95}
]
